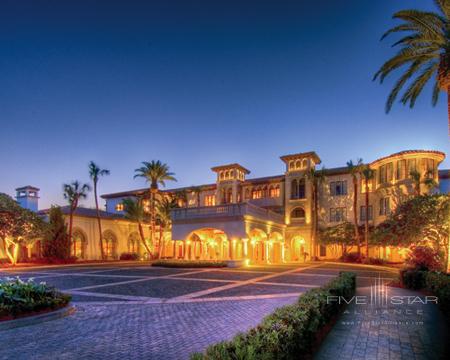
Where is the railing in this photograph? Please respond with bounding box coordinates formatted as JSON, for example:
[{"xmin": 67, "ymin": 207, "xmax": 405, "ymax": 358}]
[{"xmin": 171, "ymin": 202, "xmax": 285, "ymax": 224}]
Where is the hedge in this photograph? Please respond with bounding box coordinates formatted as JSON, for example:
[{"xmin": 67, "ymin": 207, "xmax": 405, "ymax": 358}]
[
  {"xmin": 191, "ymin": 272, "xmax": 356, "ymax": 360},
  {"xmin": 0, "ymin": 277, "xmax": 71, "ymax": 320},
  {"xmin": 400, "ymin": 269, "xmax": 450, "ymax": 319},
  {"xmin": 152, "ymin": 260, "xmax": 228, "ymax": 268}
]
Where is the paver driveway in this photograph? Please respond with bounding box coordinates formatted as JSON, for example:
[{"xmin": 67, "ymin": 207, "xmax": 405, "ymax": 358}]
[{"xmin": 0, "ymin": 262, "xmax": 397, "ymax": 360}]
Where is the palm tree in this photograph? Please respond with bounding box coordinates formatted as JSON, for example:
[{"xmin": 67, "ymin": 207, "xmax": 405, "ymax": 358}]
[
  {"xmin": 361, "ymin": 166, "xmax": 375, "ymax": 257},
  {"xmin": 63, "ymin": 181, "xmax": 90, "ymax": 256},
  {"xmin": 374, "ymin": 1, "xmax": 450, "ymax": 134},
  {"xmin": 88, "ymin": 161, "xmax": 110, "ymax": 260},
  {"xmin": 156, "ymin": 196, "xmax": 178, "ymax": 258},
  {"xmin": 306, "ymin": 167, "xmax": 325, "ymax": 259},
  {"xmin": 410, "ymin": 169, "xmax": 437, "ymax": 195},
  {"xmin": 190, "ymin": 186, "xmax": 203, "ymax": 207},
  {"xmin": 122, "ymin": 198, "xmax": 153, "ymax": 257},
  {"xmin": 347, "ymin": 159, "xmax": 364, "ymax": 256},
  {"xmin": 134, "ymin": 161, "xmax": 176, "ymax": 257}
]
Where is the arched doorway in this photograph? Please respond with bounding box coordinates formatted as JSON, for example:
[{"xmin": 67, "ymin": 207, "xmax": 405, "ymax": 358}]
[
  {"xmin": 247, "ymin": 229, "xmax": 268, "ymax": 264},
  {"xmin": 103, "ymin": 230, "xmax": 118, "ymax": 260},
  {"xmin": 269, "ymin": 232, "xmax": 284, "ymax": 263},
  {"xmin": 128, "ymin": 232, "xmax": 141, "ymax": 256},
  {"xmin": 291, "ymin": 236, "xmax": 306, "ymax": 262},
  {"xmin": 185, "ymin": 228, "xmax": 229, "ymax": 261},
  {"xmin": 72, "ymin": 228, "xmax": 87, "ymax": 259}
]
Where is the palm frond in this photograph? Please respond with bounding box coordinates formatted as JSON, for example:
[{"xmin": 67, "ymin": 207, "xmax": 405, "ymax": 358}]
[{"xmin": 400, "ymin": 62, "xmax": 439, "ymax": 107}]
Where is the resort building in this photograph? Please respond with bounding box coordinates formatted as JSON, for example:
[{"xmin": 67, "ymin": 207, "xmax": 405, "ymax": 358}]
[{"xmin": 5, "ymin": 149, "xmax": 448, "ymax": 264}]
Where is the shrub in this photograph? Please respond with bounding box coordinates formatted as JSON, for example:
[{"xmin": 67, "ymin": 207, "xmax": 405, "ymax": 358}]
[
  {"xmin": 0, "ymin": 277, "xmax": 71, "ymax": 319},
  {"xmin": 152, "ymin": 260, "xmax": 227, "ymax": 268},
  {"xmin": 340, "ymin": 252, "xmax": 363, "ymax": 263},
  {"xmin": 405, "ymin": 245, "xmax": 442, "ymax": 271},
  {"xmin": 400, "ymin": 268, "xmax": 427, "ymax": 290},
  {"xmin": 191, "ymin": 272, "xmax": 356, "ymax": 359},
  {"xmin": 42, "ymin": 206, "xmax": 71, "ymax": 261},
  {"xmin": 119, "ymin": 252, "xmax": 139, "ymax": 261},
  {"xmin": 425, "ymin": 271, "xmax": 450, "ymax": 318}
]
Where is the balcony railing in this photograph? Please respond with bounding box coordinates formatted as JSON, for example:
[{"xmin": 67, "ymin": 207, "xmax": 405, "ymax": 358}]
[{"xmin": 171, "ymin": 202, "xmax": 285, "ymax": 224}]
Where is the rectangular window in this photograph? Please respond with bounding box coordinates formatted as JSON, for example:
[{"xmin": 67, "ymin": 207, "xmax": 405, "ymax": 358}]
[
  {"xmin": 379, "ymin": 165, "xmax": 387, "ymax": 184},
  {"xmin": 269, "ymin": 187, "xmax": 280, "ymax": 198},
  {"xmin": 426, "ymin": 158, "xmax": 435, "ymax": 178},
  {"xmin": 407, "ymin": 159, "xmax": 416, "ymax": 176},
  {"xmin": 396, "ymin": 160, "xmax": 406, "ymax": 180},
  {"xmin": 330, "ymin": 207, "xmax": 346, "ymax": 222},
  {"xmin": 115, "ymin": 203, "xmax": 124, "ymax": 211},
  {"xmin": 379, "ymin": 197, "xmax": 390, "ymax": 216},
  {"xmin": 252, "ymin": 189, "xmax": 263, "ymax": 199},
  {"xmin": 386, "ymin": 162, "xmax": 393, "ymax": 182},
  {"xmin": 360, "ymin": 178, "xmax": 373, "ymax": 193},
  {"xmin": 204, "ymin": 195, "xmax": 215, "ymax": 206},
  {"xmin": 330, "ymin": 181, "xmax": 347, "ymax": 196},
  {"xmin": 360, "ymin": 205, "xmax": 373, "ymax": 221}
]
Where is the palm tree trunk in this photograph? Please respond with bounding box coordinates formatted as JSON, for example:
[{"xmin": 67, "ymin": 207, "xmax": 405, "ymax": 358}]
[
  {"xmin": 69, "ymin": 210, "xmax": 74, "ymax": 256},
  {"xmin": 310, "ymin": 184, "xmax": 316, "ymax": 259},
  {"xmin": 365, "ymin": 183, "xmax": 370, "ymax": 257},
  {"xmin": 159, "ymin": 224, "xmax": 164, "ymax": 259},
  {"xmin": 150, "ymin": 188, "xmax": 157, "ymax": 255},
  {"xmin": 94, "ymin": 182, "xmax": 105, "ymax": 260},
  {"xmin": 138, "ymin": 222, "xmax": 152, "ymax": 256},
  {"xmin": 353, "ymin": 180, "xmax": 360, "ymax": 256}
]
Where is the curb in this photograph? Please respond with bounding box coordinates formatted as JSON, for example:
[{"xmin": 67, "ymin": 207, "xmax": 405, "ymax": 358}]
[
  {"xmin": 0, "ymin": 305, "xmax": 75, "ymax": 331},
  {"xmin": 0, "ymin": 260, "xmax": 151, "ymax": 272},
  {"xmin": 323, "ymin": 261, "xmax": 400, "ymax": 273}
]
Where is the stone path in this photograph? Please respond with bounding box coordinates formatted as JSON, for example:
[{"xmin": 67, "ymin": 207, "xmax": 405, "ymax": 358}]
[
  {"xmin": 315, "ymin": 286, "xmax": 449, "ymax": 360},
  {"xmin": 0, "ymin": 262, "xmax": 399, "ymax": 360}
]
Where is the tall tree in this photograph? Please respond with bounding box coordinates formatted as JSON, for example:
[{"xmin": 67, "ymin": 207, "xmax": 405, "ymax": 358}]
[
  {"xmin": 0, "ymin": 193, "xmax": 47, "ymax": 265},
  {"xmin": 361, "ymin": 166, "xmax": 375, "ymax": 257},
  {"xmin": 42, "ymin": 206, "xmax": 70, "ymax": 260},
  {"xmin": 122, "ymin": 198, "xmax": 153, "ymax": 257},
  {"xmin": 306, "ymin": 167, "xmax": 325, "ymax": 259},
  {"xmin": 347, "ymin": 159, "xmax": 364, "ymax": 256},
  {"xmin": 63, "ymin": 181, "xmax": 90, "ymax": 256},
  {"xmin": 374, "ymin": 0, "xmax": 450, "ymax": 134},
  {"xmin": 88, "ymin": 161, "xmax": 110, "ymax": 260},
  {"xmin": 156, "ymin": 196, "xmax": 178, "ymax": 258},
  {"xmin": 134, "ymin": 161, "xmax": 176, "ymax": 257}
]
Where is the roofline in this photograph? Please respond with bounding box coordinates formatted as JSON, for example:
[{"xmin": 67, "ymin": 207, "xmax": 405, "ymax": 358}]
[
  {"xmin": 370, "ymin": 150, "xmax": 446, "ymax": 166},
  {"xmin": 280, "ymin": 151, "xmax": 321, "ymax": 164},
  {"xmin": 15, "ymin": 186, "xmax": 40, "ymax": 191},
  {"xmin": 210, "ymin": 163, "xmax": 251, "ymax": 174}
]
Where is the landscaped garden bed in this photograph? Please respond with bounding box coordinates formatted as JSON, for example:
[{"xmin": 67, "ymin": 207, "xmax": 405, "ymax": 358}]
[
  {"xmin": 152, "ymin": 260, "xmax": 228, "ymax": 268},
  {"xmin": 191, "ymin": 271, "xmax": 356, "ymax": 359},
  {"xmin": 0, "ymin": 277, "xmax": 71, "ymax": 321}
]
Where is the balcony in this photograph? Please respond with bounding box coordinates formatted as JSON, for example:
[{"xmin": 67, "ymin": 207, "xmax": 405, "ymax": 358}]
[{"xmin": 171, "ymin": 202, "xmax": 285, "ymax": 224}]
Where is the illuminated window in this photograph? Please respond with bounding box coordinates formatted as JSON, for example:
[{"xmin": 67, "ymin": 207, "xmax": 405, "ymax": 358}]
[
  {"xmin": 269, "ymin": 186, "xmax": 280, "ymax": 198},
  {"xmin": 291, "ymin": 207, "xmax": 305, "ymax": 220},
  {"xmin": 115, "ymin": 203, "xmax": 124, "ymax": 211},
  {"xmin": 407, "ymin": 159, "xmax": 417, "ymax": 175},
  {"xmin": 360, "ymin": 178, "xmax": 373, "ymax": 193},
  {"xmin": 330, "ymin": 207, "xmax": 346, "ymax": 222},
  {"xmin": 204, "ymin": 195, "xmax": 215, "ymax": 206},
  {"xmin": 251, "ymin": 188, "xmax": 263, "ymax": 199},
  {"xmin": 423, "ymin": 158, "xmax": 435, "ymax": 178}
]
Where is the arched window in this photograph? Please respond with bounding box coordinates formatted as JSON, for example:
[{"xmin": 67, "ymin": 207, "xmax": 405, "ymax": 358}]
[
  {"xmin": 269, "ymin": 185, "xmax": 280, "ymax": 198},
  {"xmin": 128, "ymin": 232, "xmax": 140, "ymax": 254},
  {"xmin": 245, "ymin": 188, "xmax": 251, "ymax": 199},
  {"xmin": 291, "ymin": 207, "xmax": 305, "ymax": 220},
  {"xmin": 291, "ymin": 179, "xmax": 298, "ymax": 199},
  {"xmin": 302, "ymin": 159, "xmax": 308, "ymax": 168},
  {"xmin": 295, "ymin": 160, "xmax": 301, "ymax": 169},
  {"xmin": 72, "ymin": 229, "xmax": 87, "ymax": 259},
  {"xmin": 103, "ymin": 230, "xmax": 118, "ymax": 259},
  {"xmin": 289, "ymin": 161, "xmax": 294, "ymax": 170}
]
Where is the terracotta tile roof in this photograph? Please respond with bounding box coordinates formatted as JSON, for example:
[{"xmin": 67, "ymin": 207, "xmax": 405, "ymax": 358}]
[
  {"xmin": 370, "ymin": 150, "xmax": 445, "ymax": 166},
  {"xmin": 38, "ymin": 206, "xmax": 125, "ymax": 220},
  {"xmin": 211, "ymin": 163, "xmax": 251, "ymax": 174}
]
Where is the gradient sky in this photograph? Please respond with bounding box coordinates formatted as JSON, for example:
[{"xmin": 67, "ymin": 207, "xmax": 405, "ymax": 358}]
[{"xmin": 1, "ymin": 0, "xmax": 449, "ymax": 209}]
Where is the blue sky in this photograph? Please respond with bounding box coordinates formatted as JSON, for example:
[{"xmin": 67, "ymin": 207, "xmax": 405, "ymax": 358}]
[{"xmin": 0, "ymin": 0, "xmax": 448, "ymax": 209}]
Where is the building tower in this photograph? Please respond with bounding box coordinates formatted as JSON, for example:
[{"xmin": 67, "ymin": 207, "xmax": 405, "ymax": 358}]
[{"xmin": 15, "ymin": 186, "xmax": 40, "ymax": 212}]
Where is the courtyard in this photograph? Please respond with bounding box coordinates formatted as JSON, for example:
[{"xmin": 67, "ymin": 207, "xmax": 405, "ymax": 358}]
[{"xmin": 0, "ymin": 262, "xmax": 397, "ymax": 360}]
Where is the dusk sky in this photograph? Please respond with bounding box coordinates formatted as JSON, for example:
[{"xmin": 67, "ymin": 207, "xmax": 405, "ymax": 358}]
[{"xmin": 1, "ymin": 0, "xmax": 448, "ymax": 209}]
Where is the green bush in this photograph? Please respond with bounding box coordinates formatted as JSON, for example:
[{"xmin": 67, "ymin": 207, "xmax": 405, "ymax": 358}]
[
  {"xmin": 152, "ymin": 260, "xmax": 227, "ymax": 268},
  {"xmin": 119, "ymin": 252, "xmax": 140, "ymax": 261},
  {"xmin": 400, "ymin": 268, "xmax": 427, "ymax": 290},
  {"xmin": 191, "ymin": 272, "xmax": 356, "ymax": 359},
  {"xmin": 0, "ymin": 277, "xmax": 71, "ymax": 319},
  {"xmin": 425, "ymin": 271, "xmax": 450, "ymax": 318}
]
